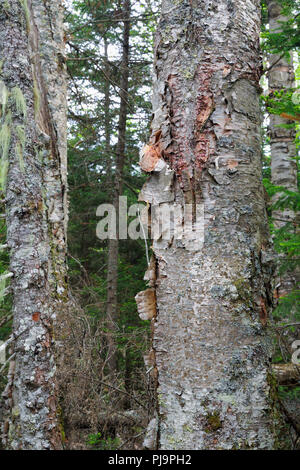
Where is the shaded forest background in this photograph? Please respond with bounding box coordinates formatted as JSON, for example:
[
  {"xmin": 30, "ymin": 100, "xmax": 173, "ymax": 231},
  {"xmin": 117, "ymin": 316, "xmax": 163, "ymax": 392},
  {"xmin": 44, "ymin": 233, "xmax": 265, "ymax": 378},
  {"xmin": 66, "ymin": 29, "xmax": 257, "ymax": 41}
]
[{"xmin": 0, "ymin": 0, "xmax": 299, "ymax": 449}]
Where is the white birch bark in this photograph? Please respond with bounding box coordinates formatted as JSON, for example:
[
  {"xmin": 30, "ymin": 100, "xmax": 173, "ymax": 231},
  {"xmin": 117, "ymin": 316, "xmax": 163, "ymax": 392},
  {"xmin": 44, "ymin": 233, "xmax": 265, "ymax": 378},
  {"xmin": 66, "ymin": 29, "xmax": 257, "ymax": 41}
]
[{"xmin": 137, "ymin": 0, "xmax": 290, "ymax": 450}]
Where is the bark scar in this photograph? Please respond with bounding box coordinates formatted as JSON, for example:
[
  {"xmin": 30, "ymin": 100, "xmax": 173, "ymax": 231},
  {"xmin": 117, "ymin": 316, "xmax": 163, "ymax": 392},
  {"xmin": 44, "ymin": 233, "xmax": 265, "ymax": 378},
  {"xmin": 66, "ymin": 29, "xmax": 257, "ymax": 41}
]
[{"xmin": 259, "ymin": 297, "xmax": 268, "ymax": 326}]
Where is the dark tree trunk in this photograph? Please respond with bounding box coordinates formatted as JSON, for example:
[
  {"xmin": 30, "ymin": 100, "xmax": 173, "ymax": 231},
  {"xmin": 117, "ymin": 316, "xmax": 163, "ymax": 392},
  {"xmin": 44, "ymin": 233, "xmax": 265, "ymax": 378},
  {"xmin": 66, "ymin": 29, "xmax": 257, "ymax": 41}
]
[{"xmin": 106, "ymin": 0, "xmax": 131, "ymax": 373}]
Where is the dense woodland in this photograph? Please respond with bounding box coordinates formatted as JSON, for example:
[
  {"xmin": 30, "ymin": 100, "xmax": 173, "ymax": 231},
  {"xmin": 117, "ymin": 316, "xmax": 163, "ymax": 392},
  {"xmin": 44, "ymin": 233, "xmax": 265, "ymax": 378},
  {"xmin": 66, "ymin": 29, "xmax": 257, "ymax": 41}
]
[{"xmin": 0, "ymin": 0, "xmax": 299, "ymax": 451}]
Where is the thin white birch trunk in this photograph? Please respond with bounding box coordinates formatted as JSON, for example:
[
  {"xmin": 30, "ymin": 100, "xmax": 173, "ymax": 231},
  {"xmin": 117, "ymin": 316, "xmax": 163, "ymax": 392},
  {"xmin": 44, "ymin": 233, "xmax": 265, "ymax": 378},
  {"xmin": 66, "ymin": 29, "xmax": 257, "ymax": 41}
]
[{"xmin": 267, "ymin": 0, "xmax": 299, "ymax": 300}]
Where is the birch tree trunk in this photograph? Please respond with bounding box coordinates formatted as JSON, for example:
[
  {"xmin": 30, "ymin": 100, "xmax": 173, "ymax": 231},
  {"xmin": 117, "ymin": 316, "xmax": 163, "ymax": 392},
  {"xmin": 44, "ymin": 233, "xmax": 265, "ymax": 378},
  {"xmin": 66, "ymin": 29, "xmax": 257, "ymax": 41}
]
[
  {"xmin": 106, "ymin": 0, "xmax": 131, "ymax": 372},
  {"xmin": 267, "ymin": 0, "xmax": 298, "ymax": 298},
  {"xmin": 268, "ymin": 0, "xmax": 298, "ymax": 199},
  {"xmin": 0, "ymin": 0, "xmax": 68, "ymax": 450},
  {"xmin": 137, "ymin": 0, "xmax": 290, "ymax": 450}
]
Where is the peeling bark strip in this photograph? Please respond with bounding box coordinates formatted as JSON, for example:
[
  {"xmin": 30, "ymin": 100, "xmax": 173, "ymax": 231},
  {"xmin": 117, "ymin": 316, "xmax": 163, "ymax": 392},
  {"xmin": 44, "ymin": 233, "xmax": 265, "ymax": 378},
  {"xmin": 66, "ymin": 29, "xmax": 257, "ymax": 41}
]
[
  {"xmin": 135, "ymin": 288, "xmax": 157, "ymax": 321},
  {"xmin": 138, "ymin": 0, "xmax": 290, "ymax": 449},
  {"xmin": 0, "ymin": 0, "xmax": 67, "ymax": 449}
]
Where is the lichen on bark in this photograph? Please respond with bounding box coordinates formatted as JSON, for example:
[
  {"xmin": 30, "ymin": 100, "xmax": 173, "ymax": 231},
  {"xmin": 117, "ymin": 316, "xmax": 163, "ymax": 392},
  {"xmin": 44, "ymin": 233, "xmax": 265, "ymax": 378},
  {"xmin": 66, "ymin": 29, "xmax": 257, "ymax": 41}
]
[
  {"xmin": 0, "ymin": 0, "xmax": 68, "ymax": 450},
  {"xmin": 138, "ymin": 0, "xmax": 291, "ymax": 450}
]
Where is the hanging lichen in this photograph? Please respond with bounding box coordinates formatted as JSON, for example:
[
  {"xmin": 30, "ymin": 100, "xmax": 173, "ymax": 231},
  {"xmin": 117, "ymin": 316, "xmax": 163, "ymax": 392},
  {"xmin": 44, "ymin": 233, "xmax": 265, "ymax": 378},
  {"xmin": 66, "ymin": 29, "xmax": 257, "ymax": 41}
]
[
  {"xmin": 19, "ymin": 0, "xmax": 30, "ymax": 34},
  {"xmin": 0, "ymin": 113, "xmax": 11, "ymax": 191},
  {"xmin": 0, "ymin": 272, "xmax": 7, "ymax": 304},
  {"xmin": 0, "ymin": 120, "xmax": 11, "ymax": 161},
  {"xmin": 15, "ymin": 142, "xmax": 24, "ymax": 172},
  {"xmin": 11, "ymin": 86, "xmax": 27, "ymax": 118},
  {"xmin": 4, "ymin": 110, "xmax": 11, "ymax": 126},
  {"xmin": 3, "ymin": 0, "xmax": 10, "ymax": 14},
  {"xmin": 0, "ymin": 81, "xmax": 9, "ymax": 117},
  {"xmin": 16, "ymin": 124, "xmax": 26, "ymax": 147},
  {"xmin": 0, "ymin": 159, "xmax": 9, "ymax": 192}
]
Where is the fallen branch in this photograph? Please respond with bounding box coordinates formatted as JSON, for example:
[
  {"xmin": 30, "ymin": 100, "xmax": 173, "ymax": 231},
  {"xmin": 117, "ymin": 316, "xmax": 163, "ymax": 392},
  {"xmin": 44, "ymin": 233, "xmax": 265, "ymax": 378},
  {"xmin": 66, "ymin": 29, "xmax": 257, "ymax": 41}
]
[
  {"xmin": 98, "ymin": 380, "xmax": 147, "ymax": 409},
  {"xmin": 0, "ymin": 352, "xmax": 15, "ymax": 375},
  {"xmin": 0, "ymin": 313, "xmax": 13, "ymax": 328},
  {"xmin": 272, "ymin": 363, "xmax": 300, "ymax": 385}
]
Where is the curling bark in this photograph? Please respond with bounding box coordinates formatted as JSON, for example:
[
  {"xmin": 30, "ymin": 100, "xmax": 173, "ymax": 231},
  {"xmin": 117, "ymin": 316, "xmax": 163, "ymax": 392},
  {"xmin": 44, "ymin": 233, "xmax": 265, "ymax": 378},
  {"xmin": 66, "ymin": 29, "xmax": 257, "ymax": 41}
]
[
  {"xmin": 137, "ymin": 0, "xmax": 290, "ymax": 450},
  {"xmin": 0, "ymin": 0, "xmax": 68, "ymax": 449}
]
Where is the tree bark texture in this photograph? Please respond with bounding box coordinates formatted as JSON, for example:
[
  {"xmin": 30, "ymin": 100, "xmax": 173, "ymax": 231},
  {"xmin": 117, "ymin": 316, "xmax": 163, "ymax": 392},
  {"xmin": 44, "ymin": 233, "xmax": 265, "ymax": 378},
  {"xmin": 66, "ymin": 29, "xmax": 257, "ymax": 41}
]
[
  {"xmin": 137, "ymin": 0, "xmax": 290, "ymax": 450},
  {"xmin": 0, "ymin": 0, "xmax": 68, "ymax": 450}
]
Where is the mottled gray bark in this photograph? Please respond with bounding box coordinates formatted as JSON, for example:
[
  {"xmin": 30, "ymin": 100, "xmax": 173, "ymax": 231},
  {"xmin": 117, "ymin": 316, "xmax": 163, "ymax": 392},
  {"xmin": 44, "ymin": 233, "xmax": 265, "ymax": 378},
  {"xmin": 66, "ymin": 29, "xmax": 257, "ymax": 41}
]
[
  {"xmin": 137, "ymin": 0, "xmax": 290, "ymax": 450},
  {"xmin": 267, "ymin": 0, "xmax": 298, "ymax": 299},
  {"xmin": 0, "ymin": 0, "xmax": 68, "ymax": 449}
]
